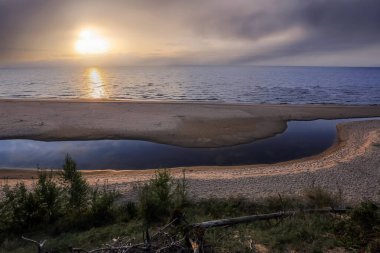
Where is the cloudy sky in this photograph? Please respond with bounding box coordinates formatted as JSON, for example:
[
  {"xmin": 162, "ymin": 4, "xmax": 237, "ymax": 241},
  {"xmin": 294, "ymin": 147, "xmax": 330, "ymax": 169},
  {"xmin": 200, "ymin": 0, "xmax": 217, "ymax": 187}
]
[{"xmin": 1, "ymin": 0, "xmax": 380, "ymax": 67}]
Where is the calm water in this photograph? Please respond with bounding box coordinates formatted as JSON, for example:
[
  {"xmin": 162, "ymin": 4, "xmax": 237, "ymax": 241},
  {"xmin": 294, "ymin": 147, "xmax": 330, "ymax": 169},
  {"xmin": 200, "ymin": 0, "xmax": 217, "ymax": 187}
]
[
  {"xmin": 0, "ymin": 118, "xmax": 377, "ymax": 170},
  {"xmin": 0, "ymin": 66, "xmax": 379, "ymax": 104}
]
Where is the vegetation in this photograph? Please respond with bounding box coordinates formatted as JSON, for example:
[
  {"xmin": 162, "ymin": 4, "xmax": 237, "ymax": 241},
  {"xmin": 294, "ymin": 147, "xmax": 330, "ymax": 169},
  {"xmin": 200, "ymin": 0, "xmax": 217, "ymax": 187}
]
[
  {"xmin": 0, "ymin": 155, "xmax": 118, "ymax": 237},
  {"xmin": 0, "ymin": 157, "xmax": 379, "ymax": 252},
  {"xmin": 137, "ymin": 169, "xmax": 187, "ymax": 226}
]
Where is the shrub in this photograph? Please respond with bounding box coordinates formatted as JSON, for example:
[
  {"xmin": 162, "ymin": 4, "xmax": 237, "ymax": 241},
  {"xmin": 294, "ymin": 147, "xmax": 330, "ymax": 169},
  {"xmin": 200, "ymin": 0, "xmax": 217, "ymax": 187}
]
[
  {"xmin": 88, "ymin": 184, "xmax": 119, "ymax": 226},
  {"xmin": 118, "ymin": 201, "xmax": 138, "ymax": 222},
  {"xmin": 34, "ymin": 169, "xmax": 62, "ymax": 224},
  {"xmin": 350, "ymin": 202, "xmax": 379, "ymax": 233},
  {"xmin": 59, "ymin": 155, "xmax": 89, "ymax": 210},
  {"xmin": 137, "ymin": 169, "xmax": 188, "ymax": 225},
  {"xmin": 334, "ymin": 201, "xmax": 380, "ymax": 249},
  {"xmin": 0, "ymin": 183, "xmax": 39, "ymax": 234},
  {"xmin": 138, "ymin": 177, "xmax": 171, "ymax": 226},
  {"xmin": 0, "ymin": 155, "xmax": 121, "ymax": 238},
  {"xmin": 0, "ymin": 169, "xmax": 64, "ymax": 236},
  {"xmin": 173, "ymin": 170, "xmax": 188, "ymax": 209}
]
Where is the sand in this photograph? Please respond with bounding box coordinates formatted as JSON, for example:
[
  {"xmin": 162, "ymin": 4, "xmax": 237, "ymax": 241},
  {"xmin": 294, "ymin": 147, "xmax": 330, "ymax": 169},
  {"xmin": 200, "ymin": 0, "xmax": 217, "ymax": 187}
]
[
  {"xmin": 0, "ymin": 100, "xmax": 380, "ymax": 203},
  {"xmin": 84, "ymin": 120, "xmax": 380, "ymax": 203},
  {"xmin": 0, "ymin": 99, "xmax": 380, "ymax": 147}
]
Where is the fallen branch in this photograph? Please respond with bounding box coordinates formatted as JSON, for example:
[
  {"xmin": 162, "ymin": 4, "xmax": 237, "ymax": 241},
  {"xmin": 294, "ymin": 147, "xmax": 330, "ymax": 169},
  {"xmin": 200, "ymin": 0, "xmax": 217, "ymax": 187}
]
[
  {"xmin": 190, "ymin": 207, "xmax": 348, "ymax": 229},
  {"xmin": 21, "ymin": 236, "xmax": 46, "ymax": 253}
]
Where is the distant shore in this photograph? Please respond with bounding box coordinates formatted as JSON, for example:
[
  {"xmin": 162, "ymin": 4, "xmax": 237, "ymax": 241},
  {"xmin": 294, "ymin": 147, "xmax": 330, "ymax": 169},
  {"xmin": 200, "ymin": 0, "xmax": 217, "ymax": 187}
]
[{"xmin": 0, "ymin": 99, "xmax": 379, "ymax": 147}]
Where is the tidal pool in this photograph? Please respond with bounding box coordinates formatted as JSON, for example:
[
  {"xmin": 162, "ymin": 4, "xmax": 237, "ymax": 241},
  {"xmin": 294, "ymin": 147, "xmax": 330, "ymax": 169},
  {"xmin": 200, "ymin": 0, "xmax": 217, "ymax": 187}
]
[{"xmin": 0, "ymin": 117, "xmax": 378, "ymax": 170}]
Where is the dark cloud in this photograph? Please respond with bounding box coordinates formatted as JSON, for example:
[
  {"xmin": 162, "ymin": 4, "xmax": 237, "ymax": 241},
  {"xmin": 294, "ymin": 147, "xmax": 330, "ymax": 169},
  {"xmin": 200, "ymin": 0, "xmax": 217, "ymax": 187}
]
[
  {"xmin": 0, "ymin": 0, "xmax": 379, "ymax": 65},
  {"xmin": 179, "ymin": 0, "xmax": 380, "ymax": 63}
]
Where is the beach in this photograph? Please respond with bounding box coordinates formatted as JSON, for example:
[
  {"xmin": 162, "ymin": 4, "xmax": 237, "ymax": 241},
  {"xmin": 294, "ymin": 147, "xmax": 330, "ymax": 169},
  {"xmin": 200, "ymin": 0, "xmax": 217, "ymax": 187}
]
[
  {"xmin": 1, "ymin": 99, "xmax": 380, "ymax": 147},
  {"xmin": 1, "ymin": 100, "xmax": 380, "ymax": 203}
]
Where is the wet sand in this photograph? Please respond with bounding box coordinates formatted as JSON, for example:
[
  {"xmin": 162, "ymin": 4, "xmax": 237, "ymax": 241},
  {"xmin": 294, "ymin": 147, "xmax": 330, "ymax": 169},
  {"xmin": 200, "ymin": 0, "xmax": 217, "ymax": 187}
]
[{"xmin": 0, "ymin": 100, "xmax": 379, "ymax": 203}]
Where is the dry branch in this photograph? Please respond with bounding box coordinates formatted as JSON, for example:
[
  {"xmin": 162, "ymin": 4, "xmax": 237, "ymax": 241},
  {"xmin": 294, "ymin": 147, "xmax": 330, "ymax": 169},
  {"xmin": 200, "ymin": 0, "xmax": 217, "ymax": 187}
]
[
  {"xmin": 190, "ymin": 208, "xmax": 347, "ymax": 229},
  {"xmin": 21, "ymin": 236, "xmax": 46, "ymax": 253}
]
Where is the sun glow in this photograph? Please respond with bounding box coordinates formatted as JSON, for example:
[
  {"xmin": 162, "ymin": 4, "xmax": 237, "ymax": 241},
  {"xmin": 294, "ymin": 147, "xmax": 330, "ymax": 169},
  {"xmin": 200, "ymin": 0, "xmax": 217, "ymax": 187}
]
[{"xmin": 75, "ymin": 29, "xmax": 110, "ymax": 55}]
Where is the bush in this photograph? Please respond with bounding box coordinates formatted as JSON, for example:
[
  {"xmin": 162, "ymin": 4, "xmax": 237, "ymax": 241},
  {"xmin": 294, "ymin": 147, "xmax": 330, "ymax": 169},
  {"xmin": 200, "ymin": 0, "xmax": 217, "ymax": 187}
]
[
  {"xmin": 118, "ymin": 201, "xmax": 138, "ymax": 222},
  {"xmin": 0, "ymin": 155, "xmax": 120, "ymax": 238},
  {"xmin": 0, "ymin": 183, "xmax": 39, "ymax": 234},
  {"xmin": 34, "ymin": 169, "xmax": 62, "ymax": 224},
  {"xmin": 334, "ymin": 201, "xmax": 380, "ymax": 250},
  {"xmin": 350, "ymin": 202, "xmax": 379, "ymax": 233},
  {"xmin": 138, "ymin": 172, "xmax": 171, "ymax": 225},
  {"xmin": 59, "ymin": 155, "xmax": 89, "ymax": 210},
  {"xmin": 173, "ymin": 170, "xmax": 188, "ymax": 209},
  {"xmin": 88, "ymin": 184, "xmax": 119, "ymax": 226},
  {"xmin": 137, "ymin": 169, "xmax": 188, "ymax": 225}
]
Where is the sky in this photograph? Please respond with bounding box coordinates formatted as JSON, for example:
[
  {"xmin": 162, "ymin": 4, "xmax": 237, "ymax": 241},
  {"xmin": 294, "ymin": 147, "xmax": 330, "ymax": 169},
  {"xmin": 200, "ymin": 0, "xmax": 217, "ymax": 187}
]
[{"xmin": 1, "ymin": 0, "xmax": 380, "ymax": 67}]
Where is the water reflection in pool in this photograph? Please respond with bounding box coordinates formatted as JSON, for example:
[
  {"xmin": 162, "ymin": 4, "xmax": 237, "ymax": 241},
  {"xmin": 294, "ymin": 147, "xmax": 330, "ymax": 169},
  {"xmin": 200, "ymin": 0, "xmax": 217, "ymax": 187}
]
[{"xmin": 0, "ymin": 118, "xmax": 378, "ymax": 170}]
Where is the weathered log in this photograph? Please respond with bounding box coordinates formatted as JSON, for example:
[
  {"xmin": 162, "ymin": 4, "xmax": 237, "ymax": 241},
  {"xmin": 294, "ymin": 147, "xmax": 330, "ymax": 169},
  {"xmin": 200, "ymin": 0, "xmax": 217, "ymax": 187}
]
[{"xmin": 190, "ymin": 207, "xmax": 348, "ymax": 229}]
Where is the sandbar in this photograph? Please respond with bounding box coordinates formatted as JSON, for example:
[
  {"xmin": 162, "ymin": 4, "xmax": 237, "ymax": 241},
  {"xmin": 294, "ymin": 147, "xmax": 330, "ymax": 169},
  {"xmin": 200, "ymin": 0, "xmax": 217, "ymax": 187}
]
[{"xmin": 0, "ymin": 99, "xmax": 379, "ymax": 147}]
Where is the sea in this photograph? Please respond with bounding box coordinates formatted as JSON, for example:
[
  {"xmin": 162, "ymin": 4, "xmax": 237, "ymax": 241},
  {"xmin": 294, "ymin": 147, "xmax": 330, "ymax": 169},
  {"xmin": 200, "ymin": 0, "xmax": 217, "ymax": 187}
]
[{"xmin": 0, "ymin": 66, "xmax": 379, "ymax": 104}]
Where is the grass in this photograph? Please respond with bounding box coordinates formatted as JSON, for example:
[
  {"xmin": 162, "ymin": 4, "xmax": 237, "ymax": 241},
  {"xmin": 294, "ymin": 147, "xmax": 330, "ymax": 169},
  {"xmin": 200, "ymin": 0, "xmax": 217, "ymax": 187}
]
[
  {"xmin": 0, "ymin": 157, "xmax": 379, "ymax": 252},
  {"xmin": 1, "ymin": 198, "xmax": 380, "ymax": 252},
  {"xmin": 0, "ymin": 222, "xmax": 142, "ymax": 253},
  {"xmin": 204, "ymin": 215, "xmax": 337, "ymax": 253}
]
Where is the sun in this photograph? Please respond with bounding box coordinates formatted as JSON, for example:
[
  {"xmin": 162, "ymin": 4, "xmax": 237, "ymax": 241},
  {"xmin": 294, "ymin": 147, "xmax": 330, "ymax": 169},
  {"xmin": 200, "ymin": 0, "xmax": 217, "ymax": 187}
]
[{"xmin": 75, "ymin": 29, "xmax": 110, "ymax": 55}]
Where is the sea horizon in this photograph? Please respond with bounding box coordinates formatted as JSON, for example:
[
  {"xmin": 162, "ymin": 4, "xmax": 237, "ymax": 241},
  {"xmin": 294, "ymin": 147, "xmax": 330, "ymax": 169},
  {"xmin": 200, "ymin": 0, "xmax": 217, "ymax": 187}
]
[{"xmin": 1, "ymin": 65, "xmax": 379, "ymax": 105}]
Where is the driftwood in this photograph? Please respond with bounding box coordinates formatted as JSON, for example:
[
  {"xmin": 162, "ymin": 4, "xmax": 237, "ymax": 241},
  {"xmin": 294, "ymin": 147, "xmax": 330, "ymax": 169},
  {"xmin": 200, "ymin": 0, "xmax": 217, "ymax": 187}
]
[
  {"xmin": 190, "ymin": 207, "xmax": 348, "ymax": 229},
  {"xmin": 21, "ymin": 207, "xmax": 349, "ymax": 253},
  {"xmin": 21, "ymin": 236, "xmax": 47, "ymax": 253}
]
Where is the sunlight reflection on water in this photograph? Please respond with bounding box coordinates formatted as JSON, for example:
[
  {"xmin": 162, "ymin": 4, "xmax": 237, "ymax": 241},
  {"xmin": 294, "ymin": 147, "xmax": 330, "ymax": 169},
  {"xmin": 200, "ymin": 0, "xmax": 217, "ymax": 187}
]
[{"xmin": 85, "ymin": 68, "xmax": 107, "ymax": 98}]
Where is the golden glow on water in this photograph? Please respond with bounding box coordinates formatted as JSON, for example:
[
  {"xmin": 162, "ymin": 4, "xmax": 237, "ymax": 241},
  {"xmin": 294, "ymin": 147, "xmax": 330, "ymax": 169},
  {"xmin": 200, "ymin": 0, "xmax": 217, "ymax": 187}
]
[{"xmin": 85, "ymin": 68, "xmax": 107, "ymax": 99}]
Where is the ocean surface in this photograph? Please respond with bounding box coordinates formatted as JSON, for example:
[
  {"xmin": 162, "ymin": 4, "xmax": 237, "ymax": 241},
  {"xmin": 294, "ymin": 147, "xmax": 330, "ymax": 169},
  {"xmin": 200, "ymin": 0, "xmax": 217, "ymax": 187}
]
[{"xmin": 0, "ymin": 66, "xmax": 379, "ymax": 104}]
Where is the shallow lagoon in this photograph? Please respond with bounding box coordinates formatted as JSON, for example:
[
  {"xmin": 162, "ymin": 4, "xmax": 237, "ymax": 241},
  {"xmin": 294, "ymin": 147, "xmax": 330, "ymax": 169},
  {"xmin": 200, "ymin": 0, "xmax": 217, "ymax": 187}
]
[{"xmin": 0, "ymin": 118, "xmax": 378, "ymax": 170}]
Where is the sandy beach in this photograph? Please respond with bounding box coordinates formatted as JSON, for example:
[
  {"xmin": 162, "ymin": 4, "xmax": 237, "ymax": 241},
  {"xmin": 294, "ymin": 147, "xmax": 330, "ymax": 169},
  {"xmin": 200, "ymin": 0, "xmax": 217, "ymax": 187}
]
[
  {"xmin": 1, "ymin": 100, "xmax": 380, "ymax": 203},
  {"xmin": 0, "ymin": 99, "xmax": 380, "ymax": 147}
]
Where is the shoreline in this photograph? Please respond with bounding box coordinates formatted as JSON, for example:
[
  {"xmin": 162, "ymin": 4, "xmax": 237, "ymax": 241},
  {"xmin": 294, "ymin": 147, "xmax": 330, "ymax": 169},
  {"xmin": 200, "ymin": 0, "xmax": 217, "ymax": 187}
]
[
  {"xmin": 0, "ymin": 100, "xmax": 379, "ymax": 203},
  {"xmin": 1, "ymin": 97, "xmax": 380, "ymax": 106},
  {"xmin": 0, "ymin": 118, "xmax": 374, "ymax": 173},
  {"xmin": 0, "ymin": 120, "xmax": 359, "ymax": 176},
  {"xmin": 1, "ymin": 119, "xmax": 379, "ymax": 203},
  {"xmin": 0, "ymin": 118, "xmax": 376, "ymax": 174},
  {"xmin": 0, "ymin": 99, "xmax": 380, "ymax": 147}
]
